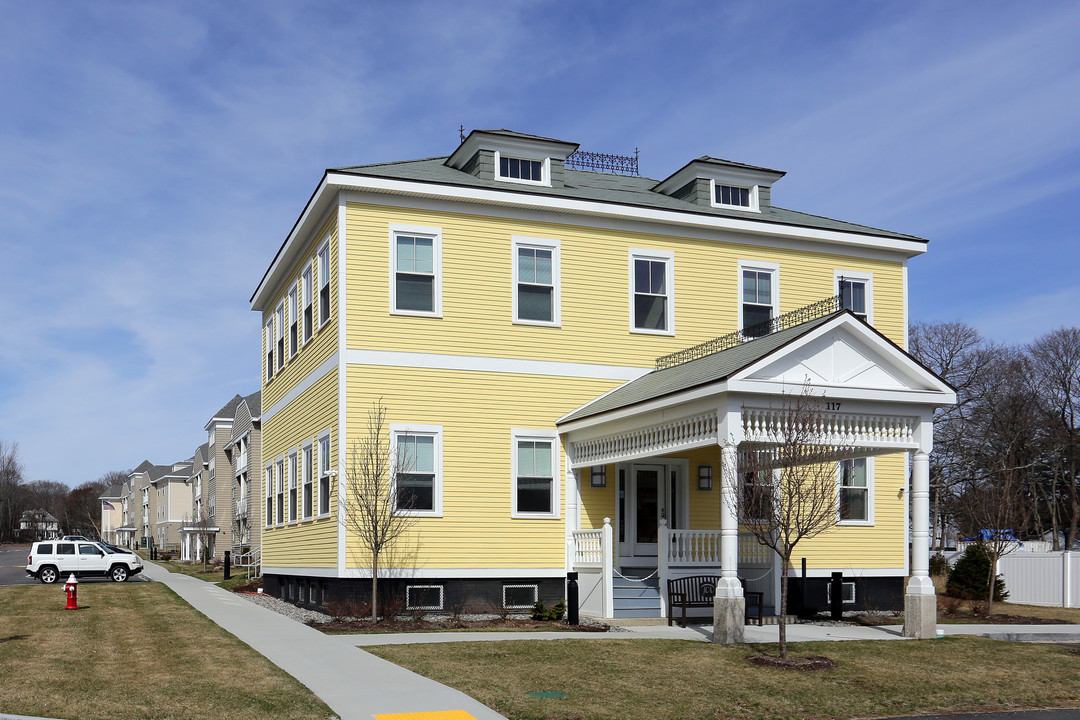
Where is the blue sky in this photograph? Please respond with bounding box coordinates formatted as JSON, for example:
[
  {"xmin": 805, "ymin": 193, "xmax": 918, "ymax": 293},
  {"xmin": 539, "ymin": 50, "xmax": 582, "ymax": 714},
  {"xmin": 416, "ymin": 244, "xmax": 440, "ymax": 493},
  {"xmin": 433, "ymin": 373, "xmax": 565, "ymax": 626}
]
[{"xmin": 2, "ymin": 1, "xmax": 1079, "ymax": 486}]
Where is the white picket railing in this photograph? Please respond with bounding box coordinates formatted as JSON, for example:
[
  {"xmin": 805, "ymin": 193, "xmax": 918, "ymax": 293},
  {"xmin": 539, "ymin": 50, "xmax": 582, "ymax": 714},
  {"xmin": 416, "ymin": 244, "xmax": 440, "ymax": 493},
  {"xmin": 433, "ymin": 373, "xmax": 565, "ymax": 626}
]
[
  {"xmin": 572, "ymin": 528, "xmax": 604, "ymax": 567},
  {"xmin": 665, "ymin": 529, "xmax": 771, "ymax": 566}
]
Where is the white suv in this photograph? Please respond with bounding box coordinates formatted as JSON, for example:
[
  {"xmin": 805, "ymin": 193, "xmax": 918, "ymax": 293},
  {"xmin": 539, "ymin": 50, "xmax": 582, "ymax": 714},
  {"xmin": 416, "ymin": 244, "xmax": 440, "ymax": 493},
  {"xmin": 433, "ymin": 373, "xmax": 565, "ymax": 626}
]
[{"xmin": 26, "ymin": 540, "xmax": 143, "ymax": 583}]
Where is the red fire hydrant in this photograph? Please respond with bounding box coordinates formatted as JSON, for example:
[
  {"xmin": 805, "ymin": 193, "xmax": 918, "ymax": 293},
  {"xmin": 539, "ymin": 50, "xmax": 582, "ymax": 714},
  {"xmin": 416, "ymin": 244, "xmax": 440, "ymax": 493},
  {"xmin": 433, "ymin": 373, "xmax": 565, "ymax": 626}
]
[{"xmin": 63, "ymin": 574, "xmax": 79, "ymax": 610}]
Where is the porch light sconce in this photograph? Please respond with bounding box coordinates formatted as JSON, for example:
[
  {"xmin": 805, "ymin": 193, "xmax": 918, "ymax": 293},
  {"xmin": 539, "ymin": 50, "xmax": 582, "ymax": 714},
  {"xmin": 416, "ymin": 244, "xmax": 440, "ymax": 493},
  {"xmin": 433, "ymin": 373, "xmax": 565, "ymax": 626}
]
[
  {"xmin": 698, "ymin": 465, "xmax": 713, "ymax": 491},
  {"xmin": 590, "ymin": 466, "xmax": 606, "ymax": 488}
]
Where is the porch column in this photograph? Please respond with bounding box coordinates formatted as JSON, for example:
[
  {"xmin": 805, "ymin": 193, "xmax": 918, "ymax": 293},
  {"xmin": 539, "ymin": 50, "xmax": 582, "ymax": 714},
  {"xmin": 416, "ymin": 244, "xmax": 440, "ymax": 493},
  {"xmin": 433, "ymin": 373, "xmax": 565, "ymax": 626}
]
[
  {"xmin": 904, "ymin": 448, "xmax": 936, "ymax": 638},
  {"xmin": 713, "ymin": 441, "xmax": 745, "ymax": 644}
]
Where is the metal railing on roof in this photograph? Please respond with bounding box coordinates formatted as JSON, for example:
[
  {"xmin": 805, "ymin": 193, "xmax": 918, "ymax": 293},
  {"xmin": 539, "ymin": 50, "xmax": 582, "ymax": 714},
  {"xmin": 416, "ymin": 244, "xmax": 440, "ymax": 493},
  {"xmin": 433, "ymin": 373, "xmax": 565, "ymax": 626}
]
[
  {"xmin": 654, "ymin": 294, "xmax": 843, "ymax": 371},
  {"xmin": 565, "ymin": 148, "xmax": 640, "ymax": 176}
]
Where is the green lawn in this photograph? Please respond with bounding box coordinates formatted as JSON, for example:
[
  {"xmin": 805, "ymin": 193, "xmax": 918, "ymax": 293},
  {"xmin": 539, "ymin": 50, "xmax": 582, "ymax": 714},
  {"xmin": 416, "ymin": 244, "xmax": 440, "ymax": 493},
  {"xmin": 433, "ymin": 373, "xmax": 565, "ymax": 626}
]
[
  {"xmin": 367, "ymin": 636, "xmax": 1080, "ymax": 720},
  {"xmin": 138, "ymin": 551, "xmax": 256, "ymax": 589},
  {"xmin": 0, "ymin": 583, "xmax": 332, "ymax": 720}
]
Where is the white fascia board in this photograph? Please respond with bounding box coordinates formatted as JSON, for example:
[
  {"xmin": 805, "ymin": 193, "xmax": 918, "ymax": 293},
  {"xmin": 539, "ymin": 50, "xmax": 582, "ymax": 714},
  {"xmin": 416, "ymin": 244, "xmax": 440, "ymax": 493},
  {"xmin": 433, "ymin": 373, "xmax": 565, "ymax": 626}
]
[
  {"xmin": 730, "ymin": 315, "xmax": 956, "ymax": 403},
  {"xmin": 323, "ymin": 172, "xmax": 927, "ymax": 255},
  {"xmin": 251, "ymin": 174, "xmax": 333, "ymax": 310}
]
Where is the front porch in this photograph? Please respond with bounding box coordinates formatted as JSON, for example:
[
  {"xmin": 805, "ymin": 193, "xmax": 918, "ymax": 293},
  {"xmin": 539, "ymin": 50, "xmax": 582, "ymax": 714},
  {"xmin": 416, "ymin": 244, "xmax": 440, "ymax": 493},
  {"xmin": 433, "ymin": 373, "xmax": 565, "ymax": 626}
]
[{"xmin": 557, "ymin": 309, "xmax": 955, "ymax": 642}]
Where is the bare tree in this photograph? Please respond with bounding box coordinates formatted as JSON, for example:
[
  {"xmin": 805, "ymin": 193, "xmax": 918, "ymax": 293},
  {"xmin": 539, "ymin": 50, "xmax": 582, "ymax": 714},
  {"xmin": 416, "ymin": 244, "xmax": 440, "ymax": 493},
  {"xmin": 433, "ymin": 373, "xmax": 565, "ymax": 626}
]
[
  {"xmin": 956, "ymin": 345, "xmax": 1038, "ymax": 615},
  {"xmin": 0, "ymin": 441, "xmax": 26, "ymax": 542},
  {"xmin": 340, "ymin": 400, "xmax": 418, "ymax": 623},
  {"xmin": 728, "ymin": 384, "xmax": 851, "ymax": 659},
  {"xmin": 909, "ymin": 321, "xmax": 992, "ymax": 550},
  {"xmin": 1029, "ymin": 328, "xmax": 1080, "ymax": 550}
]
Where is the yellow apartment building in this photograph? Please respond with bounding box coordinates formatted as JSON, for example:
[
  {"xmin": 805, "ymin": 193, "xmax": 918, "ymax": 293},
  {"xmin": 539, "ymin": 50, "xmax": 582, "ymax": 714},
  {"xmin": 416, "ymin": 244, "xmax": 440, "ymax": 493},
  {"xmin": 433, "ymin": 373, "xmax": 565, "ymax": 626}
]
[{"xmin": 251, "ymin": 130, "xmax": 953, "ymax": 640}]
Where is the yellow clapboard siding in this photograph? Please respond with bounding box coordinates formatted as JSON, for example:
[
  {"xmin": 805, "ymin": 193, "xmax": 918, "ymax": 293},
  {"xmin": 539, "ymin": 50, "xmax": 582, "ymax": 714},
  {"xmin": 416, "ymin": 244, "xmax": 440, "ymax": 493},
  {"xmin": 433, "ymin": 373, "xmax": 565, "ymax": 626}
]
[
  {"xmin": 262, "ymin": 367, "xmax": 339, "ymax": 568},
  {"xmin": 344, "ymin": 364, "xmax": 621, "ymax": 570},
  {"xmin": 344, "ymin": 203, "xmax": 906, "ymax": 367},
  {"xmin": 263, "ymin": 215, "xmax": 338, "ymax": 410}
]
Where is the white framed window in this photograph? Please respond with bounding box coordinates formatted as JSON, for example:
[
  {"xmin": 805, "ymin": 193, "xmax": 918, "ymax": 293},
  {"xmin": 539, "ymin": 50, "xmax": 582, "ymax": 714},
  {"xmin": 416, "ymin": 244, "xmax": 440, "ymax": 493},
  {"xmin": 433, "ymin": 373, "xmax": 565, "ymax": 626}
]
[
  {"xmin": 264, "ymin": 319, "xmax": 274, "ymax": 382},
  {"xmin": 838, "ymin": 457, "xmax": 874, "ymax": 525},
  {"xmin": 711, "ymin": 181, "xmax": 760, "ymax": 211},
  {"xmin": 275, "ymin": 458, "xmax": 284, "ymax": 526},
  {"xmin": 318, "ymin": 239, "xmax": 331, "ymax": 328},
  {"xmin": 511, "ymin": 429, "xmax": 559, "ymax": 519},
  {"xmin": 264, "ymin": 465, "xmax": 273, "ymax": 528},
  {"xmin": 275, "ymin": 302, "xmax": 285, "ymax": 371},
  {"xmin": 288, "ymin": 451, "xmax": 298, "ymax": 523},
  {"xmin": 302, "ymin": 265, "xmax": 314, "ymax": 343},
  {"xmin": 318, "ymin": 431, "xmax": 331, "ymax": 517},
  {"xmin": 391, "ymin": 424, "xmax": 443, "ymax": 517},
  {"xmin": 406, "ymin": 584, "xmax": 444, "ymax": 611},
  {"xmin": 512, "ymin": 236, "xmax": 560, "ymax": 326},
  {"xmin": 390, "ymin": 224, "xmax": 442, "ymax": 317},
  {"xmin": 738, "ymin": 260, "xmax": 779, "ymax": 338},
  {"xmin": 302, "ymin": 442, "xmax": 313, "ymax": 520},
  {"xmin": 503, "ymin": 583, "xmax": 539, "ymax": 609},
  {"xmin": 835, "ymin": 270, "xmax": 873, "ymax": 324},
  {"xmin": 288, "ymin": 285, "xmax": 298, "ymax": 358},
  {"xmin": 494, "ymin": 150, "xmax": 550, "ymax": 186},
  {"xmin": 629, "ymin": 249, "xmax": 674, "ymax": 335}
]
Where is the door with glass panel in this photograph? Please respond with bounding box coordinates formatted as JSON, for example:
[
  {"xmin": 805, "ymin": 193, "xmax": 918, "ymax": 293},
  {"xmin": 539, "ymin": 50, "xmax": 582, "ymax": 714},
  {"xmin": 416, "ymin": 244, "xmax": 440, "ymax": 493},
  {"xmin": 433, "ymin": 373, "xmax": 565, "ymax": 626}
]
[{"xmin": 629, "ymin": 464, "xmax": 684, "ymax": 557}]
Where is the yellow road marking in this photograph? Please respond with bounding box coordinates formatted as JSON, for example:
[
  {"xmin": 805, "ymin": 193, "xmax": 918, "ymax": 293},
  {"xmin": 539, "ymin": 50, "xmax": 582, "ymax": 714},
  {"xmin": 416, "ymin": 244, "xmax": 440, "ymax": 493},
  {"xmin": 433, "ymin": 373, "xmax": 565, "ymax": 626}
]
[{"xmin": 374, "ymin": 712, "xmax": 478, "ymax": 720}]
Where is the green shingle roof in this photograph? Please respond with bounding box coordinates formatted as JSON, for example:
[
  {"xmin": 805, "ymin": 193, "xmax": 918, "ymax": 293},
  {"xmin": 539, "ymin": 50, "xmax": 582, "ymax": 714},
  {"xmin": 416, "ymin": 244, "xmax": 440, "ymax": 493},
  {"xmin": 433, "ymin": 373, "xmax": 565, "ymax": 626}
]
[
  {"xmin": 558, "ymin": 312, "xmax": 844, "ymax": 424},
  {"xmin": 332, "ymin": 157, "xmax": 924, "ymax": 242}
]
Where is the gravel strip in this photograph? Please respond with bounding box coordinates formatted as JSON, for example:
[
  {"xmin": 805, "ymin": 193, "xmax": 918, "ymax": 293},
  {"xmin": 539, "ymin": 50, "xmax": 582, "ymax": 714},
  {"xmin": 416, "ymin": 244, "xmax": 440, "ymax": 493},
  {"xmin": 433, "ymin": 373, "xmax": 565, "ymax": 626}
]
[{"xmin": 236, "ymin": 591, "xmax": 612, "ymax": 630}]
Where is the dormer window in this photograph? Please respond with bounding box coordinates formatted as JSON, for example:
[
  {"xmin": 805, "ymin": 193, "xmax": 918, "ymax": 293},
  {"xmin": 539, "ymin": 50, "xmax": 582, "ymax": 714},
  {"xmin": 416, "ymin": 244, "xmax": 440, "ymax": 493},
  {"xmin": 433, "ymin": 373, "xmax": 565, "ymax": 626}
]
[
  {"xmin": 715, "ymin": 184, "xmax": 750, "ymax": 208},
  {"xmin": 495, "ymin": 152, "xmax": 548, "ymax": 185},
  {"xmin": 500, "ymin": 156, "xmax": 542, "ymax": 182}
]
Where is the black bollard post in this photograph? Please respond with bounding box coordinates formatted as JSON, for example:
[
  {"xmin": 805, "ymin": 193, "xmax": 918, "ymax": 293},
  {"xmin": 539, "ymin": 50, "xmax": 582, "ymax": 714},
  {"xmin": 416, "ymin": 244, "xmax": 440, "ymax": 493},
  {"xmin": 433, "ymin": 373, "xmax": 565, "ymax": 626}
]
[
  {"xmin": 830, "ymin": 571, "xmax": 843, "ymax": 620},
  {"xmin": 799, "ymin": 557, "xmax": 809, "ymax": 618},
  {"xmin": 224, "ymin": 550, "xmax": 231, "ymax": 580},
  {"xmin": 566, "ymin": 572, "xmax": 579, "ymax": 625}
]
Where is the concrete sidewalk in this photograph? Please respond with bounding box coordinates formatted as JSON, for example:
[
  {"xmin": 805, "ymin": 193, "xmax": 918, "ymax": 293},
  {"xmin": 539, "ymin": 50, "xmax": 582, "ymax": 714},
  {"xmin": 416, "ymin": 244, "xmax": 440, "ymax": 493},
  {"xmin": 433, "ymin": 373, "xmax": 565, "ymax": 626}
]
[{"xmin": 142, "ymin": 562, "xmax": 507, "ymax": 720}]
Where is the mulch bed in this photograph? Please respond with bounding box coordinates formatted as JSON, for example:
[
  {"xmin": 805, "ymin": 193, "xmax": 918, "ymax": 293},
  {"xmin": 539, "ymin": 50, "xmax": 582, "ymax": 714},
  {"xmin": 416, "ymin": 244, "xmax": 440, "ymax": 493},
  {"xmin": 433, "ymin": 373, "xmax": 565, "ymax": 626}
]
[
  {"xmin": 308, "ymin": 617, "xmax": 610, "ymax": 633},
  {"xmin": 745, "ymin": 654, "xmax": 837, "ymax": 670}
]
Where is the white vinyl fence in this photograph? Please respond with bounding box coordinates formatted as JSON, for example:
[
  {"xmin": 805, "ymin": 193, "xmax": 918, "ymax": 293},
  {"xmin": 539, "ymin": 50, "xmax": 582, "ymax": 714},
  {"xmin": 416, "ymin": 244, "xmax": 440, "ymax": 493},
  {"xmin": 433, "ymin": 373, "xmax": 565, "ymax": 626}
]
[{"xmin": 993, "ymin": 552, "xmax": 1079, "ymax": 608}]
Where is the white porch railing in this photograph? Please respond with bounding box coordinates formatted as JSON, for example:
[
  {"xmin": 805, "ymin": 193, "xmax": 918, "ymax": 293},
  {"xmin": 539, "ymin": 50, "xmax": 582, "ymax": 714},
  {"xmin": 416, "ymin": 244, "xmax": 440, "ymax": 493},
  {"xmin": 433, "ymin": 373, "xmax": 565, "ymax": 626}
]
[
  {"xmin": 741, "ymin": 407, "xmax": 917, "ymax": 449},
  {"xmin": 569, "ymin": 520, "xmax": 772, "ymax": 619},
  {"xmin": 665, "ymin": 528, "xmax": 771, "ymax": 566}
]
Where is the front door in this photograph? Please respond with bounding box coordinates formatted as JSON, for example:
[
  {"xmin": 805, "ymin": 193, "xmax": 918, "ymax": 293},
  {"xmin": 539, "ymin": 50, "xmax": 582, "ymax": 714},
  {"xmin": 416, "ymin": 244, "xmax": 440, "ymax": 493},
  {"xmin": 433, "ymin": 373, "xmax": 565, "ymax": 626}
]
[{"xmin": 625, "ymin": 463, "xmax": 686, "ymax": 558}]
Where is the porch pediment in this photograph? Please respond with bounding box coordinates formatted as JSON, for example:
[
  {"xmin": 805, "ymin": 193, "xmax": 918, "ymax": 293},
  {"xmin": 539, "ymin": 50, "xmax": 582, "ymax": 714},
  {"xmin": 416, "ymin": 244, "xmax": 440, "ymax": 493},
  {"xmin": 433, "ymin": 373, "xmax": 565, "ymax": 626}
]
[
  {"xmin": 734, "ymin": 319, "xmax": 948, "ymax": 396},
  {"xmin": 559, "ymin": 311, "xmax": 954, "ymax": 468}
]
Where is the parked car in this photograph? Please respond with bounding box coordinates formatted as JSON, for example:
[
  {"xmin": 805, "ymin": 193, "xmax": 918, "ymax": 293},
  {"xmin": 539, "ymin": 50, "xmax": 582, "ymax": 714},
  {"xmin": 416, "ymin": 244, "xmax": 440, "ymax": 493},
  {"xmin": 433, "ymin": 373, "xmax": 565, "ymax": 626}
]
[{"xmin": 26, "ymin": 540, "xmax": 143, "ymax": 583}]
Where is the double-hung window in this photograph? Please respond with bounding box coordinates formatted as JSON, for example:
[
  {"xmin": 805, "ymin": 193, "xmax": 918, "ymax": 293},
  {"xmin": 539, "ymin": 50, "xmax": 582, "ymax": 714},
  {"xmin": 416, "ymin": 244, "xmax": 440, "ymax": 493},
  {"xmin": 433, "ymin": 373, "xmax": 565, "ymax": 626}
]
[
  {"xmin": 512, "ymin": 430, "xmax": 559, "ymax": 518},
  {"xmin": 836, "ymin": 271, "xmax": 872, "ymax": 324},
  {"xmin": 302, "ymin": 443, "xmax": 313, "ymax": 520},
  {"xmin": 288, "ymin": 286, "xmax": 298, "ymax": 358},
  {"xmin": 288, "ymin": 452, "xmax": 298, "ymax": 523},
  {"xmin": 318, "ymin": 433, "xmax": 331, "ymax": 516},
  {"xmin": 264, "ymin": 319, "xmax": 274, "ymax": 381},
  {"xmin": 838, "ymin": 458, "xmax": 872, "ymax": 524},
  {"xmin": 302, "ymin": 266, "xmax": 313, "ymax": 342},
  {"xmin": 391, "ymin": 226, "xmax": 441, "ymax": 316},
  {"xmin": 630, "ymin": 249, "xmax": 674, "ymax": 334},
  {"xmin": 392, "ymin": 425, "xmax": 442, "ymax": 516},
  {"xmin": 275, "ymin": 458, "xmax": 284, "ymax": 525},
  {"xmin": 318, "ymin": 240, "xmax": 331, "ymax": 327},
  {"xmin": 275, "ymin": 302, "xmax": 285, "ymax": 371},
  {"xmin": 739, "ymin": 261, "xmax": 779, "ymax": 338},
  {"xmin": 513, "ymin": 236, "xmax": 560, "ymax": 325}
]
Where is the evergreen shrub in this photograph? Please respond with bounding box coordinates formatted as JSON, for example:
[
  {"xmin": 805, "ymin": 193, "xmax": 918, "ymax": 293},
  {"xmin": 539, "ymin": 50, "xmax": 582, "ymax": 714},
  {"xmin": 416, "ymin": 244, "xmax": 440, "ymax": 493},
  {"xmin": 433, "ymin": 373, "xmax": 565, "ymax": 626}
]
[{"xmin": 945, "ymin": 545, "xmax": 1008, "ymax": 601}]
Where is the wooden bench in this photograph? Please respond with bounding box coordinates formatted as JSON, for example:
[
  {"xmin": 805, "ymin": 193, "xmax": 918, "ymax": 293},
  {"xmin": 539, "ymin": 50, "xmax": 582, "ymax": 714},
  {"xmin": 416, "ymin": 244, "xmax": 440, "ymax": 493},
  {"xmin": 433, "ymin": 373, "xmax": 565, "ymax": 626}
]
[{"xmin": 667, "ymin": 575, "xmax": 764, "ymax": 628}]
